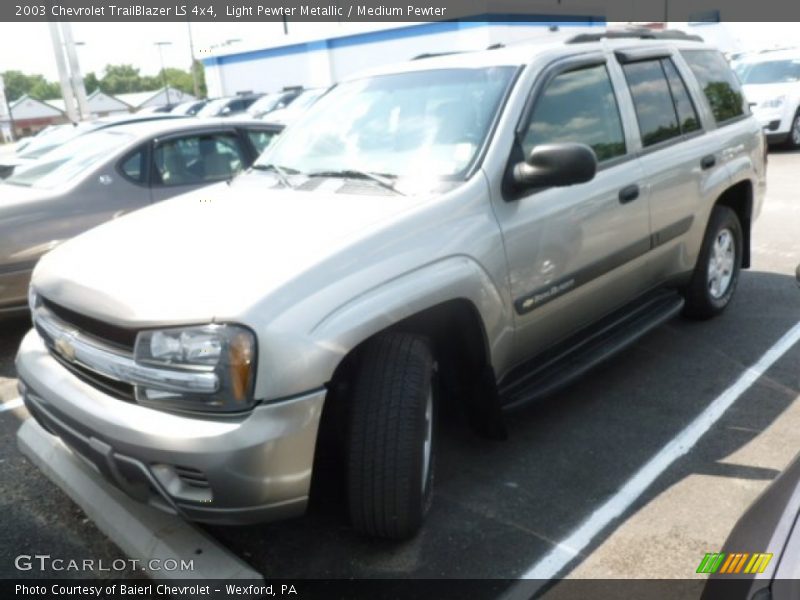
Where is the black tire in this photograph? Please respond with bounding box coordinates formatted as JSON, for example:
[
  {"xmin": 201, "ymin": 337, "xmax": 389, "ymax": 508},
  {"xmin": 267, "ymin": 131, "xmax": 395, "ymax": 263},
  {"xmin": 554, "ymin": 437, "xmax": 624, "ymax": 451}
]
[
  {"xmin": 682, "ymin": 205, "xmax": 743, "ymax": 319},
  {"xmin": 346, "ymin": 333, "xmax": 436, "ymax": 539},
  {"xmin": 788, "ymin": 110, "xmax": 800, "ymax": 150}
]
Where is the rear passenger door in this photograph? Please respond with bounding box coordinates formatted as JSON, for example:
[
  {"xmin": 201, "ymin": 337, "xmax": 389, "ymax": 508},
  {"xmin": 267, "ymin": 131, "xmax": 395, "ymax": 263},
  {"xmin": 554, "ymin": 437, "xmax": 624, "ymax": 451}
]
[
  {"xmin": 614, "ymin": 49, "xmax": 734, "ymax": 284},
  {"xmin": 148, "ymin": 130, "xmax": 249, "ymax": 203},
  {"xmin": 496, "ymin": 56, "xmax": 651, "ymax": 358}
]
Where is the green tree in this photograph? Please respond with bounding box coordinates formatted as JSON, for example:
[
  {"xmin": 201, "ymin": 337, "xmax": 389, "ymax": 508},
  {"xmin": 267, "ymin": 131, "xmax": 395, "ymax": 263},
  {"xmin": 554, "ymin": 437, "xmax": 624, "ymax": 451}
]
[
  {"xmin": 1, "ymin": 70, "xmax": 61, "ymax": 102},
  {"xmin": 84, "ymin": 72, "xmax": 101, "ymax": 95},
  {"xmin": 100, "ymin": 64, "xmax": 147, "ymax": 94}
]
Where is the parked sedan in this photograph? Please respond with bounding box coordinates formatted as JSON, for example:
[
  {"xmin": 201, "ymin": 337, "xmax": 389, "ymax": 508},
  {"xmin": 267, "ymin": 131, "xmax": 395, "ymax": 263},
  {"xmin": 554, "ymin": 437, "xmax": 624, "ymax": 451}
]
[
  {"xmin": 196, "ymin": 94, "xmax": 263, "ymax": 118},
  {"xmin": 0, "ymin": 113, "xmax": 190, "ymax": 179},
  {"xmin": 0, "ymin": 118, "xmax": 282, "ymax": 315}
]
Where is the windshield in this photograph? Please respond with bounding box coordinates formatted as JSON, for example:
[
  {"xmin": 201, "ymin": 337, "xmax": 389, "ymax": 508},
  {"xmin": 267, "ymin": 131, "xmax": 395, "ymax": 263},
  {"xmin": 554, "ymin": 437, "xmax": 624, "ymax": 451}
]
[
  {"xmin": 6, "ymin": 129, "xmax": 134, "ymax": 188},
  {"xmin": 196, "ymin": 98, "xmax": 230, "ymax": 117},
  {"xmin": 247, "ymin": 93, "xmax": 283, "ymax": 117},
  {"xmin": 740, "ymin": 59, "xmax": 800, "ymax": 84},
  {"xmin": 17, "ymin": 122, "xmax": 97, "ymax": 159},
  {"xmin": 282, "ymin": 88, "xmax": 324, "ymax": 113},
  {"xmin": 255, "ymin": 67, "xmax": 516, "ymax": 183}
]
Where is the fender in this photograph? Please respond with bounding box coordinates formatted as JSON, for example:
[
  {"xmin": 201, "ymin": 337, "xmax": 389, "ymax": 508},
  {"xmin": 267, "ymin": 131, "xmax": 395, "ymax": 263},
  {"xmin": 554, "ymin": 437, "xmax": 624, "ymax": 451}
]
[{"xmin": 253, "ymin": 255, "xmax": 514, "ymax": 402}]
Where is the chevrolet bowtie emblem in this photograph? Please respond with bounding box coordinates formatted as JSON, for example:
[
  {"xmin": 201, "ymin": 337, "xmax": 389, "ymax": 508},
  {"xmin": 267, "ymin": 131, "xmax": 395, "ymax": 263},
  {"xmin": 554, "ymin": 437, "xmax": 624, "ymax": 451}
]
[{"xmin": 54, "ymin": 336, "xmax": 76, "ymax": 362}]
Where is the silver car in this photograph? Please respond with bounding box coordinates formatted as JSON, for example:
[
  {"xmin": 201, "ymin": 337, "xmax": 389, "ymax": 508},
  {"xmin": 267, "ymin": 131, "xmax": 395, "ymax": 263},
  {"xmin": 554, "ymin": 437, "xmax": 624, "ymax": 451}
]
[
  {"xmin": 0, "ymin": 114, "xmax": 191, "ymax": 179},
  {"xmin": 0, "ymin": 118, "xmax": 282, "ymax": 316},
  {"xmin": 17, "ymin": 31, "xmax": 765, "ymax": 538}
]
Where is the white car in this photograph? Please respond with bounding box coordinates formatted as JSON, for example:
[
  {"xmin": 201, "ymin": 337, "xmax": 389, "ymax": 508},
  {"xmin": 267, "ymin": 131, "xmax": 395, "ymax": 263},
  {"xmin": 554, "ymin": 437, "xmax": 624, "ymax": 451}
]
[{"xmin": 738, "ymin": 49, "xmax": 800, "ymax": 147}]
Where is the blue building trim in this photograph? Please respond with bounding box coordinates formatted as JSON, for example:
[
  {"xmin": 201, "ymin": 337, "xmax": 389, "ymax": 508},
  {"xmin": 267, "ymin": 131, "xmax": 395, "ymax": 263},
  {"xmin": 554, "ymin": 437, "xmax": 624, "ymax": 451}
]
[{"xmin": 201, "ymin": 17, "xmax": 605, "ymax": 67}]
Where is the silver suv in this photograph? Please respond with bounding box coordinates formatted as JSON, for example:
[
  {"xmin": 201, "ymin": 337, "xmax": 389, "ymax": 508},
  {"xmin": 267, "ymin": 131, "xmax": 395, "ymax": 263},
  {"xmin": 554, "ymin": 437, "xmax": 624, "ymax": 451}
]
[{"xmin": 16, "ymin": 31, "xmax": 766, "ymax": 539}]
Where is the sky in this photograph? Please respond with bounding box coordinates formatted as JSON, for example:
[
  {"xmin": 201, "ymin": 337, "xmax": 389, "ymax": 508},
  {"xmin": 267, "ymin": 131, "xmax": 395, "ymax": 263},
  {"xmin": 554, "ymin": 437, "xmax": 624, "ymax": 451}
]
[
  {"xmin": 0, "ymin": 21, "xmax": 796, "ymax": 81},
  {"xmin": 0, "ymin": 21, "xmax": 347, "ymax": 79}
]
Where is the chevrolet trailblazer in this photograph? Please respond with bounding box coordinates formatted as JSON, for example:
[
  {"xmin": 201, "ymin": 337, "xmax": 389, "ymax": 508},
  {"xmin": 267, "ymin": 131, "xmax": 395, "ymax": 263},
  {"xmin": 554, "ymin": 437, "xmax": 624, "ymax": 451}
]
[{"xmin": 16, "ymin": 30, "xmax": 766, "ymax": 539}]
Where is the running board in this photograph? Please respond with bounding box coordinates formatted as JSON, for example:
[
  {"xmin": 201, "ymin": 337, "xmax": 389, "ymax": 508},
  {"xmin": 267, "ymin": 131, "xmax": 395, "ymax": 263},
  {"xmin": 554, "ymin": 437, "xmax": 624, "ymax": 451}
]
[{"xmin": 500, "ymin": 290, "xmax": 684, "ymax": 411}]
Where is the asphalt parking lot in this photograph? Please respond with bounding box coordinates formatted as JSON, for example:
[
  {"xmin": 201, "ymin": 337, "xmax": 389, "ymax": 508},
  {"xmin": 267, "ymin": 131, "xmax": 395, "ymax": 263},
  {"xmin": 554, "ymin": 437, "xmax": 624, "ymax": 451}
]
[{"xmin": 1, "ymin": 149, "xmax": 798, "ymax": 585}]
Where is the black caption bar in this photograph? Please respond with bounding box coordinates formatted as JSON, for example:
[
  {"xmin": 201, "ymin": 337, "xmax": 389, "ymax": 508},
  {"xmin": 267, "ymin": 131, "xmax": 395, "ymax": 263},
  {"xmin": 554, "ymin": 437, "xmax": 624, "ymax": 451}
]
[
  {"xmin": 4, "ymin": 0, "xmax": 800, "ymax": 22},
  {"xmin": 2, "ymin": 578, "xmax": 771, "ymax": 600}
]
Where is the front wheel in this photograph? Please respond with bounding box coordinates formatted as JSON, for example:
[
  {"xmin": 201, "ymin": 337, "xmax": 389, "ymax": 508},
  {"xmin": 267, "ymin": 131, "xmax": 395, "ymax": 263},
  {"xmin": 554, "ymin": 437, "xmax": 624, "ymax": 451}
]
[
  {"xmin": 682, "ymin": 205, "xmax": 743, "ymax": 319},
  {"xmin": 346, "ymin": 333, "xmax": 437, "ymax": 539}
]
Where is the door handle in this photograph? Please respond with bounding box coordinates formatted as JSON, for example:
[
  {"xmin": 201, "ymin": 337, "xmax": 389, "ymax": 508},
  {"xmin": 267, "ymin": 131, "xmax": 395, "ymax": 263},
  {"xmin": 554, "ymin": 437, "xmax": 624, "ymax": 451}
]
[
  {"xmin": 618, "ymin": 184, "xmax": 640, "ymax": 204},
  {"xmin": 701, "ymin": 155, "xmax": 716, "ymax": 170}
]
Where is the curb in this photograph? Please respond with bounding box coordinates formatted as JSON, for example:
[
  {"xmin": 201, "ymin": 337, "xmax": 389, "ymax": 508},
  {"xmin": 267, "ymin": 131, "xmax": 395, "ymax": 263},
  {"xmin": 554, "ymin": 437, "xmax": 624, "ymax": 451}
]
[{"xmin": 17, "ymin": 417, "xmax": 263, "ymax": 581}]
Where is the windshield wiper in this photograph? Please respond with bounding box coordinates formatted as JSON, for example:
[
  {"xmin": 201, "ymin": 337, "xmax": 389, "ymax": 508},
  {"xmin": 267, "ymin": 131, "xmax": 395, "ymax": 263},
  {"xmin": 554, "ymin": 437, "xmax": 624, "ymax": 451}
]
[
  {"xmin": 251, "ymin": 163, "xmax": 296, "ymax": 189},
  {"xmin": 306, "ymin": 169, "xmax": 405, "ymax": 196}
]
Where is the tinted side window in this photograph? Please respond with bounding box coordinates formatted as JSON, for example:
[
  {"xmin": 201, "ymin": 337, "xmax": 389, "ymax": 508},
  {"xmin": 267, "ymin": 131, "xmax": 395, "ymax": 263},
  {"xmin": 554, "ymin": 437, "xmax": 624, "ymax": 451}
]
[
  {"xmin": 522, "ymin": 64, "xmax": 626, "ymax": 162},
  {"xmin": 623, "ymin": 61, "xmax": 681, "ymax": 147},
  {"xmin": 119, "ymin": 148, "xmax": 145, "ymax": 184},
  {"xmin": 681, "ymin": 49, "xmax": 746, "ymax": 124},
  {"xmin": 662, "ymin": 59, "xmax": 701, "ymax": 134},
  {"xmin": 153, "ymin": 133, "xmax": 246, "ymax": 186}
]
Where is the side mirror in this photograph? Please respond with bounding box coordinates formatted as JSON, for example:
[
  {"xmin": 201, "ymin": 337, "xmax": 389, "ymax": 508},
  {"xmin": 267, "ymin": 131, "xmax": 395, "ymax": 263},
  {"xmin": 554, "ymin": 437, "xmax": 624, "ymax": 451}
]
[{"xmin": 512, "ymin": 143, "xmax": 597, "ymax": 191}]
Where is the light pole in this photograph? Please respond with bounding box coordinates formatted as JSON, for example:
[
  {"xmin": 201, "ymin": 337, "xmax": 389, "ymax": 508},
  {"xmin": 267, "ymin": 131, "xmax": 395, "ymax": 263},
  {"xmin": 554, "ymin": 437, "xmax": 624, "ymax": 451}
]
[
  {"xmin": 154, "ymin": 41, "xmax": 172, "ymax": 107},
  {"xmin": 186, "ymin": 22, "xmax": 200, "ymax": 98}
]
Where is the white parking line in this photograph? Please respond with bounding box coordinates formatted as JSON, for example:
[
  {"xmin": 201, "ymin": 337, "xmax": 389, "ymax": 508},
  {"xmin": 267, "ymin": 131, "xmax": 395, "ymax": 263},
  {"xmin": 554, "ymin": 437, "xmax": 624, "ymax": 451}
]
[
  {"xmin": 518, "ymin": 319, "xmax": 800, "ymax": 584},
  {"xmin": 0, "ymin": 398, "xmax": 23, "ymax": 413}
]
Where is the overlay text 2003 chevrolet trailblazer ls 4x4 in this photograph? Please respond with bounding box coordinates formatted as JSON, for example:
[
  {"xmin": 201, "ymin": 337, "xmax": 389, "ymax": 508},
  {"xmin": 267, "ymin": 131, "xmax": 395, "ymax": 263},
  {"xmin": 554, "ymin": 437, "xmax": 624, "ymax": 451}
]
[{"xmin": 16, "ymin": 30, "xmax": 765, "ymax": 540}]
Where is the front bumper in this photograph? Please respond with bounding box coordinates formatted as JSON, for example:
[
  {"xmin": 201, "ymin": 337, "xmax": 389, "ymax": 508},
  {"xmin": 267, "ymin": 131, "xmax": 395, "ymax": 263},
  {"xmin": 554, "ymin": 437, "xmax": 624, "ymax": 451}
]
[
  {"xmin": 16, "ymin": 329, "xmax": 325, "ymax": 525},
  {"xmin": 752, "ymin": 107, "xmax": 793, "ymax": 143}
]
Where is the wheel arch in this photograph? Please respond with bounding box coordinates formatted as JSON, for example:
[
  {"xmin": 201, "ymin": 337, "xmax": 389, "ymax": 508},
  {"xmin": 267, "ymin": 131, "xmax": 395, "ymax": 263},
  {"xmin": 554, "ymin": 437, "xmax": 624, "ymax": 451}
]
[{"xmin": 715, "ymin": 179, "xmax": 753, "ymax": 269}]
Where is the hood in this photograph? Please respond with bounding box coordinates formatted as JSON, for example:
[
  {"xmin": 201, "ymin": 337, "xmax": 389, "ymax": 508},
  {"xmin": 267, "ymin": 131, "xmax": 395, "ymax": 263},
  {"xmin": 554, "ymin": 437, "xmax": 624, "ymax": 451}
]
[
  {"xmin": 0, "ymin": 183, "xmax": 53, "ymax": 208},
  {"xmin": 33, "ymin": 173, "xmax": 429, "ymax": 326},
  {"xmin": 0, "ymin": 156, "xmax": 33, "ymax": 169},
  {"xmin": 742, "ymin": 82, "xmax": 799, "ymax": 105}
]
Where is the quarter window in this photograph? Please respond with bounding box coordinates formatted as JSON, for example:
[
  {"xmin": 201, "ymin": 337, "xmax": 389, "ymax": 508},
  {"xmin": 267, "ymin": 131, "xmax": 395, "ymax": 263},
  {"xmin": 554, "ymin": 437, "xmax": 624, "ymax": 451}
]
[
  {"xmin": 119, "ymin": 148, "xmax": 146, "ymax": 184},
  {"xmin": 522, "ymin": 64, "xmax": 626, "ymax": 162},
  {"xmin": 681, "ymin": 49, "xmax": 746, "ymax": 124}
]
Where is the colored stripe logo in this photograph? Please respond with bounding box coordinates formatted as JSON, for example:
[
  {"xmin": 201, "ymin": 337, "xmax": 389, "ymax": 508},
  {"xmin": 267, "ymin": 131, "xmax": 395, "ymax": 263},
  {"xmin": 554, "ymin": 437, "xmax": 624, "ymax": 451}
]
[{"xmin": 697, "ymin": 552, "xmax": 773, "ymax": 574}]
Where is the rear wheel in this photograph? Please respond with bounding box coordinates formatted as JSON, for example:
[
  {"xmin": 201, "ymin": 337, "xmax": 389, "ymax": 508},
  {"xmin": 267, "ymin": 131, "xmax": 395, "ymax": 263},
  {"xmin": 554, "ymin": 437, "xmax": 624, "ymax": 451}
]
[
  {"xmin": 346, "ymin": 333, "xmax": 437, "ymax": 539},
  {"xmin": 682, "ymin": 205, "xmax": 742, "ymax": 319},
  {"xmin": 789, "ymin": 110, "xmax": 800, "ymax": 149}
]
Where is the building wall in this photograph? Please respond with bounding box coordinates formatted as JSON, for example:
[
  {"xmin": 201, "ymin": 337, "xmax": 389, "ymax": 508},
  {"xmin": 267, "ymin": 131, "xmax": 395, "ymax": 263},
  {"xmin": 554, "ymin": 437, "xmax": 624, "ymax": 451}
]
[{"xmin": 203, "ymin": 20, "xmax": 603, "ymax": 97}]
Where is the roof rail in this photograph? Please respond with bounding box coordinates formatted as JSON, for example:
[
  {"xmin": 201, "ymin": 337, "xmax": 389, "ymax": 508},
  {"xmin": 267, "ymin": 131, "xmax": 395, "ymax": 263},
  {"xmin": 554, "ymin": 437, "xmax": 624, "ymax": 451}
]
[
  {"xmin": 566, "ymin": 28, "xmax": 703, "ymax": 44},
  {"xmin": 411, "ymin": 51, "xmax": 462, "ymax": 60}
]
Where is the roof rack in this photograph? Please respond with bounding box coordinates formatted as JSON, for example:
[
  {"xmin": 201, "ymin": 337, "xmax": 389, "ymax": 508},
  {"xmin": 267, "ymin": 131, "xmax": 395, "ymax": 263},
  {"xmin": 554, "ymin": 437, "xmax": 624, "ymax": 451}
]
[
  {"xmin": 566, "ymin": 28, "xmax": 703, "ymax": 44},
  {"xmin": 411, "ymin": 51, "xmax": 462, "ymax": 60}
]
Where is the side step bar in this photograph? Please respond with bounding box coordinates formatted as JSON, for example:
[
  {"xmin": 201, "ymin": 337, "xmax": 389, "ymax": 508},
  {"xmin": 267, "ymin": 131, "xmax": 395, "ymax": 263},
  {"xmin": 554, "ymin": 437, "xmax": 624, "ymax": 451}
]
[{"xmin": 500, "ymin": 290, "xmax": 685, "ymax": 411}]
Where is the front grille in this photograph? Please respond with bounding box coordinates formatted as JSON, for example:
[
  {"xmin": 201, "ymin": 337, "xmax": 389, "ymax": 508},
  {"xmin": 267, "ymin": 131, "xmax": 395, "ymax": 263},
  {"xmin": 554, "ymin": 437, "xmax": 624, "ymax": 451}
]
[
  {"xmin": 41, "ymin": 297, "xmax": 137, "ymax": 350},
  {"xmin": 50, "ymin": 350, "xmax": 136, "ymax": 403},
  {"xmin": 37, "ymin": 295, "xmax": 138, "ymax": 402}
]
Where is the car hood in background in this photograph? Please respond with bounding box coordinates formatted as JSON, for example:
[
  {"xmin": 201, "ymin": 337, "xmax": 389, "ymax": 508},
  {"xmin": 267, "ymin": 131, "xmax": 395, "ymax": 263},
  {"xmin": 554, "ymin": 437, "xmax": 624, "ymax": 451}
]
[
  {"xmin": 32, "ymin": 175, "xmax": 430, "ymax": 326},
  {"xmin": 0, "ymin": 183, "xmax": 54, "ymax": 208},
  {"xmin": 742, "ymin": 82, "xmax": 800, "ymax": 106}
]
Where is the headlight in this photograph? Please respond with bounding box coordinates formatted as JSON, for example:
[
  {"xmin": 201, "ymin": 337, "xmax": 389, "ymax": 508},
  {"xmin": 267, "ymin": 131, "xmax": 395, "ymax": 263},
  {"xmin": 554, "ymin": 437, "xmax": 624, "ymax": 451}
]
[
  {"xmin": 762, "ymin": 95, "xmax": 785, "ymax": 108},
  {"xmin": 134, "ymin": 324, "xmax": 256, "ymax": 413}
]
